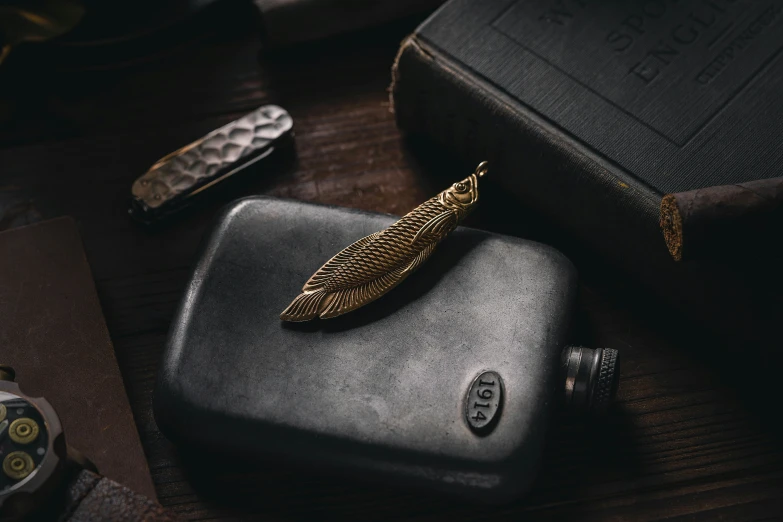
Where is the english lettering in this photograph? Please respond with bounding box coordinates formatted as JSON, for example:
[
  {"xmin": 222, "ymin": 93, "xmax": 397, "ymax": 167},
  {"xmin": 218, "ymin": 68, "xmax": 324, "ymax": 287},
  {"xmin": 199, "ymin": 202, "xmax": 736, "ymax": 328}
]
[
  {"xmin": 672, "ymin": 24, "xmax": 699, "ymax": 44},
  {"xmin": 630, "ymin": 61, "xmax": 660, "ymax": 83},
  {"xmin": 606, "ymin": 30, "xmax": 634, "ymax": 51},
  {"xmin": 539, "ymin": 8, "xmax": 574, "ymax": 26}
]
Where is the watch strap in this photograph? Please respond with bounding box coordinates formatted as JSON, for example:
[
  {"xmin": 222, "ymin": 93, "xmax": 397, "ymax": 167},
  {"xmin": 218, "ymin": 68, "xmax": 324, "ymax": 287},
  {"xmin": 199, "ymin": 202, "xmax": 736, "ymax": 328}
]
[{"xmin": 57, "ymin": 469, "xmax": 176, "ymax": 522}]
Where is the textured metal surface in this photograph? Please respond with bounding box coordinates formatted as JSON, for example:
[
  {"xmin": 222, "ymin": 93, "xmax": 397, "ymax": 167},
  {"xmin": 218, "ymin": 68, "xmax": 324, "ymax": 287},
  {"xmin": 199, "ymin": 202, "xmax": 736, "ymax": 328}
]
[
  {"xmin": 592, "ymin": 349, "xmax": 619, "ymax": 414},
  {"xmin": 155, "ymin": 196, "xmax": 578, "ymax": 502},
  {"xmin": 131, "ymin": 105, "xmax": 293, "ymax": 222},
  {"xmin": 281, "ymin": 162, "xmax": 488, "ymax": 321}
]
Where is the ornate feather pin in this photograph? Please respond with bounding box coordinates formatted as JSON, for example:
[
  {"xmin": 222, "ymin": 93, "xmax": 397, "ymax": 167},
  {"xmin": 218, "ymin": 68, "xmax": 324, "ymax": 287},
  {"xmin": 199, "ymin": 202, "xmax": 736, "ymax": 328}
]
[{"xmin": 280, "ymin": 161, "xmax": 489, "ymax": 321}]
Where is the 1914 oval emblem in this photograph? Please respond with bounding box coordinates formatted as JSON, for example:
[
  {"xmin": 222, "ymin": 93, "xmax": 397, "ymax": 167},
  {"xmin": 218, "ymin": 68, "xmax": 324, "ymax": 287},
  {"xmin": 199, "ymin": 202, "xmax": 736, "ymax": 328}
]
[{"xmin": 465, "ymin": 371, "xmax": 503, "ymax": 435}]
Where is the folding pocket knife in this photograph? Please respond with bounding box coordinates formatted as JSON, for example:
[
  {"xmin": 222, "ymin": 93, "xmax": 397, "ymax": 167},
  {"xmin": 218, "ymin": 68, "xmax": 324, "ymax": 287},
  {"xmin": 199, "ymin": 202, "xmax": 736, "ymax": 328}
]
[{"xmin": 129, "ymin": 105, "xmax": 294, "ymax": 224}]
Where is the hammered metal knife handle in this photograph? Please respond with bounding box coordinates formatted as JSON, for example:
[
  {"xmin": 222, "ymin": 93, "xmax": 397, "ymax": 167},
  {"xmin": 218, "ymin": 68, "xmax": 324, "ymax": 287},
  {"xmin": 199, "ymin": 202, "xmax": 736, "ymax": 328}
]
[{"xmin": 130, "ymin": 105, "xmax": 293, "ymax": 223}]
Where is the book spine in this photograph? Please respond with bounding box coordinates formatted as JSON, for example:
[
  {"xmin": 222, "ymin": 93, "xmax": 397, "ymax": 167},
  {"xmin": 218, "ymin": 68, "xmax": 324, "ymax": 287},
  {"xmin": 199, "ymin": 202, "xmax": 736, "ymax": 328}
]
[{"xmin": 390, "ymin": 35, "xmax": 779, "ymax": 345}]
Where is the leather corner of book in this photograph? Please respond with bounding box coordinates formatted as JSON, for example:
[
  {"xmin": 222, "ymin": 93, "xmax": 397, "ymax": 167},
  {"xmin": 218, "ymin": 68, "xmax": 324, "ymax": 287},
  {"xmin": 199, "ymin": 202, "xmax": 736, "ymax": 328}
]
[
  {"xmin": 391, "ymin": 34, "xmax": 428, "ymax": 114},
  {"xmin": 392, "ymin": 34, "xmax": 432, "ymax": 78}
]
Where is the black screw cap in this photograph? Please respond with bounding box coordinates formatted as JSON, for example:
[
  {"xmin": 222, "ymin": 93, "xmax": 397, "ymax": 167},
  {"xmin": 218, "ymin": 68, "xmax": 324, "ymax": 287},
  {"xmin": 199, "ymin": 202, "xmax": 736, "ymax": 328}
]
[{"xmin": 562, "ymin": 347, "xmax": 620, "ymax": 415}]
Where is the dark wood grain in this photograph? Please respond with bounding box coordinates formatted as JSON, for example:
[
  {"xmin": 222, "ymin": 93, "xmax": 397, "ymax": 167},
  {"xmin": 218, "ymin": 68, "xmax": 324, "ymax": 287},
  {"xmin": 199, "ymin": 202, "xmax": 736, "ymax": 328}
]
[{"xmin": 1, "ymin": 8, "xmax": 782, "ymax": 521}]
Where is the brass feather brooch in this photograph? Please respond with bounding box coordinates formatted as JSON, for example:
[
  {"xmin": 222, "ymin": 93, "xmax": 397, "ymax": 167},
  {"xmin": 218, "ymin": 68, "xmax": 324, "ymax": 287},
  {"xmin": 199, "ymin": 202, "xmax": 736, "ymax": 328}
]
[{"xmin": 280, "ymin": 161, "xmax": 489, "ymax": 321}]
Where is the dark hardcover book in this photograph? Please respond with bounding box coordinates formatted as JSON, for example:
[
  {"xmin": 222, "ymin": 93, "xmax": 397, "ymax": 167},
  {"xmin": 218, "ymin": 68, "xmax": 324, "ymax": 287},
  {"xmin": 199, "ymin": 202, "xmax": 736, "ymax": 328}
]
[{"xmin": 391, "ymin": 0, "xmax": 783, "ymax": 342}]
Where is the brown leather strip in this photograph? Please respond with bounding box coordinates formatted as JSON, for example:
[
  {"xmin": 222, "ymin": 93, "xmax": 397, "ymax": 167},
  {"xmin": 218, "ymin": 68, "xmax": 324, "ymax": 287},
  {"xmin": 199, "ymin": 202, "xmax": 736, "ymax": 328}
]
[
  {"xmin": 61, "ymin": 470, "xmax": 177, "ymax": 522},
  {"xmin": 57, "ymin": 469, "xmax": 102, "ymax": 521},
  {"xmin": 0, "ymin": 217, "xmax": 156, "ymax": 498}
]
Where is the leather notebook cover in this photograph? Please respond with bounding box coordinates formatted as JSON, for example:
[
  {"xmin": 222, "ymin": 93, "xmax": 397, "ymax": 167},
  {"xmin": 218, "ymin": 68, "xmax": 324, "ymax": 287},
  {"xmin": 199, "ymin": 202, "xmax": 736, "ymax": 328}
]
[{"xmin": 0, "ymin": 217, "xmax": 156, "ymax": 499}]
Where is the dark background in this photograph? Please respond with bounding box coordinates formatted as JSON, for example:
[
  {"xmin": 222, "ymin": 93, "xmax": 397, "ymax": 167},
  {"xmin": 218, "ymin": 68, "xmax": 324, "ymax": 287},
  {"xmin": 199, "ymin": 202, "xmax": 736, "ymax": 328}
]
[{"xmin": 1, "ymin": 5, "xmax": 782, "ymax": 521}]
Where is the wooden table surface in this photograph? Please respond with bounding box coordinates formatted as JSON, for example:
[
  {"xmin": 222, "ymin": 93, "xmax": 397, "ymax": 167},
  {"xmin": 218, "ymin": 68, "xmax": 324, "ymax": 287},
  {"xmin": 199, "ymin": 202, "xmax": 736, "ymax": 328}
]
[{"xmin": 1, "ymin": 7, "xmax": 782, "ymax": 521}]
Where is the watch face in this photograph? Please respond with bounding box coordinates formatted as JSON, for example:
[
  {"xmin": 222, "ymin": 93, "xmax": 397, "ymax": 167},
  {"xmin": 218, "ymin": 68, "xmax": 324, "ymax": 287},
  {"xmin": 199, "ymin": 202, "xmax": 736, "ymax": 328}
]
[{"xmin": 0, "ymin": 392, "xmax": 50, "ymax": 495}]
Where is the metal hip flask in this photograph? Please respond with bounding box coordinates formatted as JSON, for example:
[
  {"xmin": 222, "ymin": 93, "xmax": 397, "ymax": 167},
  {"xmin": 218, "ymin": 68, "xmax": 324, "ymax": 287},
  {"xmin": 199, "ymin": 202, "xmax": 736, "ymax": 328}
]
[{"xmin": 155, "ymin": 196, "xmax": 619, "ymax": 503}]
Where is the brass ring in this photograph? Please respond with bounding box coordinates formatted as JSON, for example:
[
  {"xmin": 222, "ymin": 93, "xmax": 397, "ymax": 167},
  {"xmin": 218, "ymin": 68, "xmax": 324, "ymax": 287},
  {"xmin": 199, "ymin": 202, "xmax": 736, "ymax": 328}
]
[
  {"xmin": 475, "ymin": 161, "xmax": 489, "ymax": 178},
  {"xmin": 0, "ymin": 404, "xmax": 6, "ymax": 423}
]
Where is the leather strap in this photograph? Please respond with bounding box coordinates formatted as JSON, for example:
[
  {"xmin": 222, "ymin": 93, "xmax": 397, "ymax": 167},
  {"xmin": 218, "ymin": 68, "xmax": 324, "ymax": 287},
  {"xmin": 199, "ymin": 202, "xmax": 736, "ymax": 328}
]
[{"xmin": 56, "ymin": 470, "xmax": 177, "ymax": 522}]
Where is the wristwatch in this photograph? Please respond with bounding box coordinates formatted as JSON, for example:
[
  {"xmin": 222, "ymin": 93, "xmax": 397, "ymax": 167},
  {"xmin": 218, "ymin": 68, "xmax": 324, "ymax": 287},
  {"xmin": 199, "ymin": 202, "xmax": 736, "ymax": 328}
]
[{"xmin": 0, "ymin": 366, "xmax": 176, "ymax": 521}]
